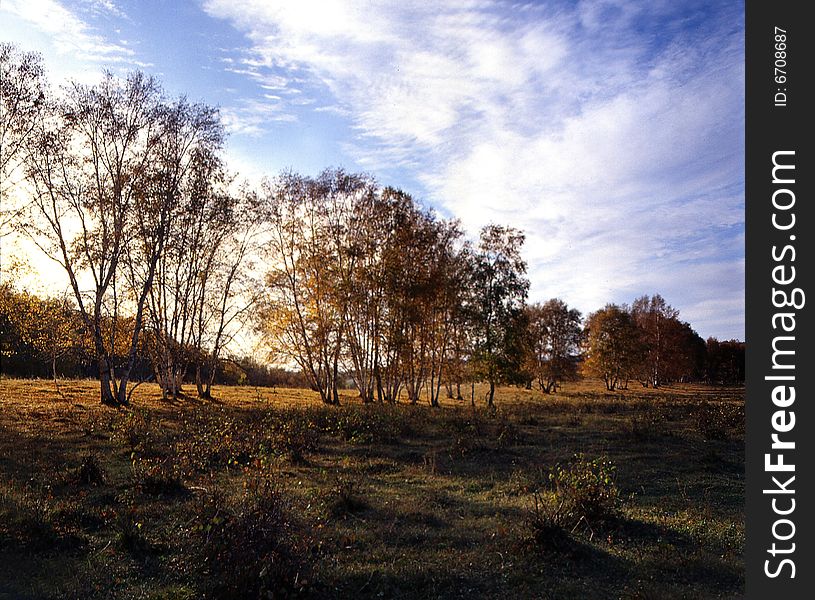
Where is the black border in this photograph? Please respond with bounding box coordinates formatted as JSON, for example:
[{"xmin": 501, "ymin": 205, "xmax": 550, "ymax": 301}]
[{"xmin": 746, "ymin": 1, "xmax": 813, "ymax": 595}]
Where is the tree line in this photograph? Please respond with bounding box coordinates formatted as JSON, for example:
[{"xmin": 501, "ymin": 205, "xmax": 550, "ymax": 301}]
[
  {"xmin": 0, "ymin": 45, "xmax": 744, "ymax": 405},
  {"xmin": 0, "ymin": 282, "xmax": 313, "ymax": 391}
]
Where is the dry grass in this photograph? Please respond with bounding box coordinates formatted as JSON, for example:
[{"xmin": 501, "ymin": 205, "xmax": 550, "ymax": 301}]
[{"xmin": 0, "ymin": 377, "xmax": 744, "ymax": 599}]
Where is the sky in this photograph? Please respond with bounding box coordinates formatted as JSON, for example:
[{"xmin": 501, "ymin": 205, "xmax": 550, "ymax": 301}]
[{"xmin": 0, "ymin": 0, "xmax": 745, "ymax": 341}]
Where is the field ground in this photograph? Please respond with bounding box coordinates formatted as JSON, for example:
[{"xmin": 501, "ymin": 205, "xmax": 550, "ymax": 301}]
[{"xmin": 0, "ymin": 378, "xmax": 744, "ymax": 599}]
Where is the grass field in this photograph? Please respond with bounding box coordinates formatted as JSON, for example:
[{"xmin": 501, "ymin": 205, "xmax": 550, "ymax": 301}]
[{"xmin": 0, "ymin": 377, "xmax": 744, "ymax": 599}]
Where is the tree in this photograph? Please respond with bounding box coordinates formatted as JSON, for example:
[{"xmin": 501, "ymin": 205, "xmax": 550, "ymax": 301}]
[
  {"xmin": 257, "ymin": 170, "xmax": 346, "ymax": 405},
  {"xmin": 0, "ymin": 282, "xmax": 83, "ymax": 389},
  {"xmin": 257, "ymin": 175, "xmax": 467, "ymax": 407},
  {"xmin": 705, "ymin": 338, "xmax": 745, "ymax": 384},
  {"xmin": 34, "ymin": 293, "xmax": 83, "ymax": 395},
  {"xmin": 322, "ymin": 170, "xmax": 379, "ymax": 403},
  {"xmin": 630, "ymin": 294, "xmax": 678, "ymax": 387},
  {"xmin": 630, "ymin": 294, "xmax": 707, "ymax": 386},
  {"xmin": 191, "ymin": 186, "xmax": 260, "ymax": 399},
  {"xmin": 0, "ymin": 43, "xmax": 47, "ymax": 233},
  {"xmin": 23, "ymin": 71, "xmax": 164, "ymax": 406},
  {"xmin": 423, "ymin": 220, "xmax": 465, "ymax": 407},
  {"xmin": 469, "ymin": 225, "xmax": 529, "ymax": 407},
  {"xmin": 393, "ymin": 205, "xmax": 462, "ymax": 406},
  {"xmin": 582, "ymin": 304, "xmax": 643, "ymax": 391},
  {"xmin": 363, "ymin": 187, "xmax": 423, "ymax": 404},
  {"xmin": 661, "ymin": 318, "xmax": 706, "ymax": 383},
  {"xmin": 133, "ymin": 97, "xmax": 227, "ymax": 400},
  {"xmin": 525, "ymin": 299, "xmax": 582, "ymax": 393}
]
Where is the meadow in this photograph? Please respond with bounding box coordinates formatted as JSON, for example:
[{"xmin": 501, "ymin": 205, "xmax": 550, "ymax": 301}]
[{"xmin": 0, "ymin": 378, "xmax": 744, "ymax": 599}]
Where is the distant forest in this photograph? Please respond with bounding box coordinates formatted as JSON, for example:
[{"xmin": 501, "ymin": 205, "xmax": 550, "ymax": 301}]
[{"xmin": 0, "ymin": 44, "xmax": 745, "ymax": 405}]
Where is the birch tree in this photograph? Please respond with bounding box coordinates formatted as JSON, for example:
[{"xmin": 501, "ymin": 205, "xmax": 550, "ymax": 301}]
[
  {"xmin": 1, "ymin": 43, "xmax": 47, "ymax": 233},
  {"xmin": 525, "ymin": 299, "xmax": 582, "ymax": 393},
  {"xmin": 469, "ymin": 225, "xmax": 529, "ymax": 407},
  {"xmin": 24, "ymin": 71, "xmax": 162, "ymax": 406}
]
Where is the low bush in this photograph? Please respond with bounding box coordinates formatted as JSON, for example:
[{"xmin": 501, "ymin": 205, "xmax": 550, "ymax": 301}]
[
  {"xmin": 567, "ymin": 412, "xmax": 584, "ymax": 427},
  {"xmin": 447, "ymin": 433, "xmax": 481, "ymax": 459},
  {"xmin": 131, "ymin": 457, "xmax": 187, "ymax": 497},
  {"xmin": 506, "ymin": 466, "xmax": 547, "ymax": 496},
  {"xmin": 548, "ymin": 454, "xmax": 620, "ymax": 531},
  {"xmin": 626, "ymin": 409, "xmax": 665, "ymax": 440},
  {"xmin": 322, "ymin": 405, "xmax": 410, "ymax": 445},
  {"xmin": 115, "ymin": 506, "xmax": 150, "ymax": 556},
  {"xmin": 694, "ymin": 401, "xmax": 744, "ymax": 441},
  {"xmin": 524, "ymin": 491, "xmax": 574, "ymax": 553},
  {"xmin": 326, "ymin": 475, "xmax": 368, "ymax": 518},
  {"xmin": 193, "ymin": 479, "xmax": 310, "ymax": 599},
  {"xmin": 175, "ymin": 409, "xmax": 255, "ymax": 472},
  {"xmin": 111, "ymin": 408, "xmax": 160, "ymax": 455},
  {"xmin": 493, "ymin": 410, "xmax": 525, "ymax": 446},
  {"xmin": 264, "ymin": 409, "xmax": 321, "ymax": 462},
  {"xmin": 0, "ymin": 481, "xmax": 61, "ymax": 549},
  {"xmin": 65, "ymin": 454, "xmax": 107, "ymax": 486}
]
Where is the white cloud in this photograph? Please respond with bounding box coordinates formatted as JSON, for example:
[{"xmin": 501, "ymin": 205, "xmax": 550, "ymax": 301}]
[
  {"xmin": 203, "ymin": 1, "xmax": 746, "ymax": 338},
  {"xmin": 219, "ymin": 98, "xmax": 298, "ymax": 137},
  {"xmin": 2, "ymin": 0, "xmax": 134, "ymax": 65},
  {"xmin": 88, "ymin": 0, "xmax": 125, "ymax": 18}
]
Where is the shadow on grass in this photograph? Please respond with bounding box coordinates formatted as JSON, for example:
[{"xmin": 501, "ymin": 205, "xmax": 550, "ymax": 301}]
[
  {"xmin": 321, "ymin": 536, "xmax": 627, "ymax": 600},
  {"xmin": 604, "ymin": 515, "xmax": 743, "ymax": 594}
]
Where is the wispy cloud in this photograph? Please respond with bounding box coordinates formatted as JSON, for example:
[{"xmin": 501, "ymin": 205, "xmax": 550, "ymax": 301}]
[
  {"xmin": 2, "ymin": 0, "xmax": 135, "ymax": 65},
  {"xmin": 220, "ymin": 98, "xmax": 298, "ymax": 137},
  {"xmin": 80, "ymin": 0, "xmax": 127, "ymax": 20},
  {"xmin": 202, "ymin": 0, "xmax": 744, "ymax": 339}
]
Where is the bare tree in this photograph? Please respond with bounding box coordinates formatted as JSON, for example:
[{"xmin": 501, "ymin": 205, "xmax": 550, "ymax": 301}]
[
  {"xmin": 23, "ymin": 71, "xmax": 163, "ymax": 406},
  {"xmin": 192, "ymin": 185, "xmax": 262, "ymax": 399},
  {"xmin": 1, "ymin": 43, "xmax": 47, "ymax": 235},
  {"xmin": 131, "ymin": 98, "xmax": 226, "ymax": 400}
]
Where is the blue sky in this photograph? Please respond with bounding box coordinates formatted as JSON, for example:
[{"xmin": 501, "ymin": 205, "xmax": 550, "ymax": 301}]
[{"xmin": 1, "ymin": 0, "xmax": 745, "ymax": 340}]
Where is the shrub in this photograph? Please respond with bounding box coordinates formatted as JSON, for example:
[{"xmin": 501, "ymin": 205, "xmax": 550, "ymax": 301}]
[
  {"xmin": 111, "ymin": 408, "xmax": 159, "ymax": 455},
  {"xmin": 506, "ymin": 466, "xmax": 547, "ymax": 496},
  {"xmin": 265, "ymin": 409, "xmax": 321, "ymax": 462},
  {"xmin": 65, "ymin": 453, "xmax": 106, "ymax": 486},
  {"xmin": 494, "ymin": 410, "xmax": 524, "ymax": 446},
  {"xmin": 567, "ymin": 412, "xmax": 584, "ymax": 427},
  {"xmin": 131, "ymin": 457, "xmax": 187, "ymax": 497},
  {"xmin": 175, "ymin": 409, "xmax": 254, "ymax": 472},
  {"xmin": 115, "ymin": 506, "xmax": 149, "ymax": 555},
  {"xmin": 326, "ymin": 475, "xmax": 368, "ymax": 518},
  {"xmin": 626, "ymin": 409, "xmax": 665, "ymax": 440},
  {"xmin": 448, "ymin": 434, "xmax": 480, "ymax": 459},
  {"xmin": 695, "ymin": 401, "xmax": 744, "ymax": 441},
  {"xmin": 422, "ymin": 450, "xmax": 438, "ymax": 475},
  {"xmin": 0, "ymin": 481, "xmax": 59, "ymax": 549},
  {"xmin": 548, "ymin": 454, "xmax": 620, "ymax": 530},
  {"xmin": 194, "ymin": 480, "xmax": 310, "ymax": 599},
  {"xmin": 322, "ymin": 405, "xmax": 409, "ymax": 445},
  {"xmin": 524, "ymin": 491, "xmax": 574, "ymax": 553},
  {"xmin": 517, "ymin": 413, "xmax": 540, "ymax": 426}
]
